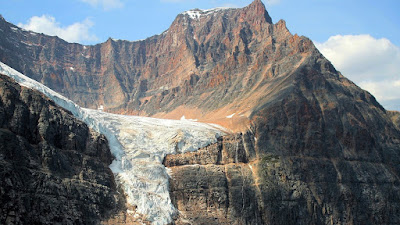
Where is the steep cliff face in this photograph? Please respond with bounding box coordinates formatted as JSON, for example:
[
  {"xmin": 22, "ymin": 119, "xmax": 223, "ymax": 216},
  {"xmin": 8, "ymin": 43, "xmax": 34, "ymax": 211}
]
[
  {"xmin": 160, "ymin": 2, "xmax": 400, "ymax": 223},
  {"xmin": 0, "ymin": 0, "xmax": 312, "ymax": 131},
  {"xmin": 165, "ymin": 99, "xmax": 400, "ymax": 224},
  {"xmin": 0, "ymin": 74, "xmax": 125, "ymax": 224},
  {"xmin": 162, "ymin": 41, "xmax": 400, "ymax": 224}
]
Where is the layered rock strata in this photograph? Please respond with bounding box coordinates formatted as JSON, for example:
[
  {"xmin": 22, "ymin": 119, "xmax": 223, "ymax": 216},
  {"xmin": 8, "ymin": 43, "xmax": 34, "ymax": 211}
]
[
  {"xmin": 166, "ymin": 118, "xmax": 400, "ymax": 225},
  {"xmin": 164, "ymin": 51, "xmax": 400, "ymax": 224},
  {"xmin": 0, "ymin": 74, "xmax": 125, "ymax": 224},
  {"xmin": 0, "ymin": 0, "xmax": 318, "ymax": 131}
]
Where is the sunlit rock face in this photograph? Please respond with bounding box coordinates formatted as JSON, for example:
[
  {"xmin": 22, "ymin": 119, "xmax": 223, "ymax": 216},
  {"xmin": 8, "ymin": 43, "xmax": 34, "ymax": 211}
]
[{"xmin": 0, "ymin": 0, "xmax": 311, "ymax": 131}]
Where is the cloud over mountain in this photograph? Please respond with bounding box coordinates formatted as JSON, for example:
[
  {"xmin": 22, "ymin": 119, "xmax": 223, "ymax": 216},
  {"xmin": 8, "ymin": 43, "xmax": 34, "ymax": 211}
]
[
  {"xmin": 18, "ymin": 15, "xmax": 98, "ymax": 44},
  {"xmin": 315, "ymin": 34, "xmax": 400, "ymax": 111}
]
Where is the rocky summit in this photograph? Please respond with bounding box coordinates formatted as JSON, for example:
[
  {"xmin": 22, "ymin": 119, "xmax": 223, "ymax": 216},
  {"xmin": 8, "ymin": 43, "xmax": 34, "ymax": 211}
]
[
  {"xmin": 0, "ymin": 0, "xmax": 313, "ymax": 131},
  {"xmin": 1, "ymin": 0, "xmax": 400, "ymax": 224}
]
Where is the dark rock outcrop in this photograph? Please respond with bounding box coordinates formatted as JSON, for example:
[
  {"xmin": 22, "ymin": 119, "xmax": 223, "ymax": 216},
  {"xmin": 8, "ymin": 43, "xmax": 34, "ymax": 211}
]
[
  {"xmin": 389, "ymin": 111, "xmax": 400, "ymax": 130},
  {"xmin": 165, "ymin": 109, "xmax": 400, "ymax": 224},
  {"xmin": 0, "ymin": 74, "xmax": 125, "ymax": 224}
]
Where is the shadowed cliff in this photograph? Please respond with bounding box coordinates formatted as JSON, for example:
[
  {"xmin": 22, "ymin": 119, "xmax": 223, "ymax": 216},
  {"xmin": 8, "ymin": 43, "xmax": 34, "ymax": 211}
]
[{"xmin": 0, "ymin": 74, "xmax": 126, "ymax": 224}]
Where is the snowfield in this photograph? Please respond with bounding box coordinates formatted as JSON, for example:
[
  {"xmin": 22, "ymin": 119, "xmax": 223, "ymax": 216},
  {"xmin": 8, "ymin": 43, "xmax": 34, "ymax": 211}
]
[
  {"xmin": 0, "ymin": 61, "xmax": 227, "ymax": 224},
  {"xmin": 182, "ymin": 7, "xmax": 233, "ymax": 20}
]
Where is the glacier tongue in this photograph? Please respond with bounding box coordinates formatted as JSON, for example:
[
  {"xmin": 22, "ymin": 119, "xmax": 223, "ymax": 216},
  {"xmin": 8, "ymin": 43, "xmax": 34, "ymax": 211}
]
[
  {"xmin": 81, "ymin": 108, "xmax": 226, "ymax": 223},
  {"xmin": 0, "ymin": 61, "xmax": 226, "ymax": 224}
]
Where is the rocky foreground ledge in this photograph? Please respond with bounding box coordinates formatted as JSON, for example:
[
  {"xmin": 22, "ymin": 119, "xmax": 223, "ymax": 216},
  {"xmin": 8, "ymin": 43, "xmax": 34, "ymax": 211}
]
[
  {"xmin": 0, "ymin": 74, "xmax": 125, "ymax": 224},
  {"xmin": 165, "ymin": 128, "xmax": 400, "ymax": 224}
]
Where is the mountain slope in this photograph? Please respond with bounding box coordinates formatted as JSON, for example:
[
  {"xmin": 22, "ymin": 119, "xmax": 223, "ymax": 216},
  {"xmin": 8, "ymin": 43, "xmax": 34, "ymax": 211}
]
[
  {"xmin": 0, "ymin": 0, "xmax": 314, "ymax": 131},
  {"xmin": 163, "ymin": 52, "xmax": 400, "ymax": 224},
  {"xmin": 162, "ymin": 26, "xmax": 400, "ymax": 224}
]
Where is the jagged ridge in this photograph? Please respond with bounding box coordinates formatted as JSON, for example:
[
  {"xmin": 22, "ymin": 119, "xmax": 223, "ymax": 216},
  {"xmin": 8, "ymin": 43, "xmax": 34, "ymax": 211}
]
[{"xmin": 0, "ymin": 0, "xmax": 300, "ymax": 131}]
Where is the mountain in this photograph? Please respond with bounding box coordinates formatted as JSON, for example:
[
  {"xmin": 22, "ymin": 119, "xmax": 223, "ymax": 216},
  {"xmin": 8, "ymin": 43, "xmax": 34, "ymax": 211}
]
[
  {"xmin": 0, "ymin": 0, "xmax": 314, "ymax": 131},
  {"xmin": 1, "ymin": 0, "xmax": 400, "ymax": 224}
]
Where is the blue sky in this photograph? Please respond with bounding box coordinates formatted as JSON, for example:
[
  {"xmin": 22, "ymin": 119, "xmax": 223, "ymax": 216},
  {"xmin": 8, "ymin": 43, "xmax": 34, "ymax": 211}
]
[
  {"xmin": 1, "ymin": 0, "xmax": 400, "ymax": 110},
  {"xmin": 1, "ymin": 0, "xmax": 398, "ymax": 45}
]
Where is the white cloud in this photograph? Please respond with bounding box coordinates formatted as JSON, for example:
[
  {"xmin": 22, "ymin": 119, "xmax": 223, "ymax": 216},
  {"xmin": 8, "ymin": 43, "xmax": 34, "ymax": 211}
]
[
  {"xmin": 18, "ymin": 15, "xmax": 98, "ymax": 44},
  {"xmin": 315, "ymin": 34, "xmax": 400, "ymax": 111},
  {"xmin": 80, "ymin": 0, "xmax": 123, "ymax": 10},
  {"xmin": 359, "ymin": 80, "xmax": 400, "ymax": 101}
]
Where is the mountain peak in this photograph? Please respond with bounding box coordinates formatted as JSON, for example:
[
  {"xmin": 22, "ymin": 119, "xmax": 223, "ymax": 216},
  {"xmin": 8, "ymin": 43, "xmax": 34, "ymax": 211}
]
[
  {"xmin": 181, "ymin": 7, "xmax": 233, "ymax": 20},
  {"xmin": 178, "ymin": 1, "xmax": 272, "ymax": 24},
  {"xmin": 248, "ymin": 0, "xmax": 266, "ymax": 9},
  {"xmin": 245, "ymin": 0, "xmax": 272, "ymax": 23}
]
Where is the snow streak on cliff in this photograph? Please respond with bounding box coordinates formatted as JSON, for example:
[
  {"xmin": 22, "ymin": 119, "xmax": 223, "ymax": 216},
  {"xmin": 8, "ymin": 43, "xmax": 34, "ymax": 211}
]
[{"xmin": 0, "ymin": 61, "xmax": 226, "ymax": 224}]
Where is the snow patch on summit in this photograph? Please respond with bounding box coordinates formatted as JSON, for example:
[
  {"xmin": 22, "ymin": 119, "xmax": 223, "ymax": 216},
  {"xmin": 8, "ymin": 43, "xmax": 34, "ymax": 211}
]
[
  {"xmin": 0, "ymin": 61, "xmax": 227, "ymax": 225},
  {"xmin": 182, "ymin": 7, "xmax": 233, "ymax": 20}
]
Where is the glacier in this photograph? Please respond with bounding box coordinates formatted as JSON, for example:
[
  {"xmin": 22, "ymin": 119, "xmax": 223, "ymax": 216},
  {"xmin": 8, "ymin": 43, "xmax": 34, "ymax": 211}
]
[{"xmin": 0, "ymin": 61, "xmax": 227, "ymax": 224}]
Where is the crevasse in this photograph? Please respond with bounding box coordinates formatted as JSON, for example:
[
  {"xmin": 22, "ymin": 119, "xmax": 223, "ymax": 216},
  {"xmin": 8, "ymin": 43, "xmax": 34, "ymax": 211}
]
[{"xmin": 0, "ymin": 61, "xmax": 226, "ymax": 224}]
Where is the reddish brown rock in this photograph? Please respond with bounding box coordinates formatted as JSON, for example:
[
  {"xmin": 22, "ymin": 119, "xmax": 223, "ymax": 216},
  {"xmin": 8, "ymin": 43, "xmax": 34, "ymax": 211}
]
[{"xmin": 0, "ymin": 0, "xmax": 315, "ymax": 131}]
